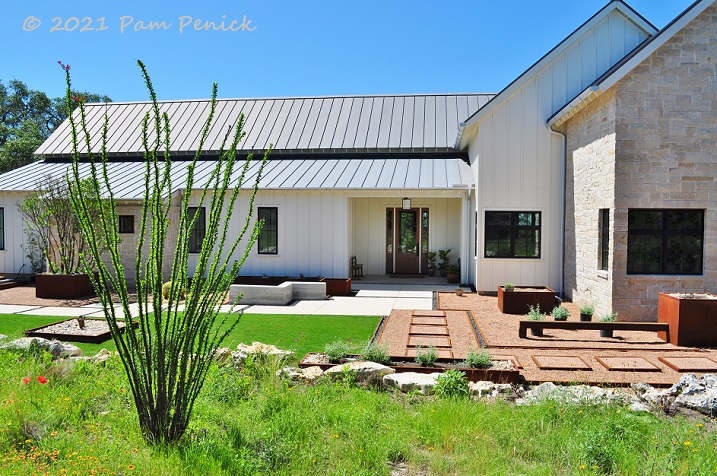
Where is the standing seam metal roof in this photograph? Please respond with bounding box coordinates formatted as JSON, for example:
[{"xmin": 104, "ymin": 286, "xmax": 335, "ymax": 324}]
[
  {"xmin": 0, "ymin": 158, "xmax": 473, "ymax": 199},
  {"xmin": 35, "ymin": 94, "xmax": 494, "ymax": 158}
]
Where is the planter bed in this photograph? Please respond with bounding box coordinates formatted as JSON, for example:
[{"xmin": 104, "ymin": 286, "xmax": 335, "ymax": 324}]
[
  {"xmin": 298, "ymin": 352, "xmax": 521, "ymax": 384},
  {"xmin": 658, "ymin": 292, "xmax": 717, "ymax": 347},
  {"xmin": 497, "ymin": 285, "xmax": 557, "ymax": 315},
  {"xmin": 35, "ymin": 272, "xmax": 98, "ymax": 299},
  {"xmin": 232, "ymin": 276, "xmax": 352, "ymax": 296},
  {"xmin": 25, "ymin": 317, "xmax": 135, "ymax": 344}
]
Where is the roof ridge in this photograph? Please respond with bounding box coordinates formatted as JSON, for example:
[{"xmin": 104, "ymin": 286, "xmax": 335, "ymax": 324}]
[{"xmin": 81, "ymin": 92, "xmax": 497, "ymax": 107}]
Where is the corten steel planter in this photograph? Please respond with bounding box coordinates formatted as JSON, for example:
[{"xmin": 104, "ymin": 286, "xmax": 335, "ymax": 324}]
[
  {"xmin": 35, "ymin": 272, "xmax": 98, "ymax": 299},
  {"xmin": 497, "ymin": 285, "xmax": 557, "ymax": 315},
  {"xmin": 298, "ymin": 354, "xmax": 521, "ymax": 384},
  {"xmin": 657, "ymin": 292, "xmax": 717, "ymax": 347},
  {"xmin": 323, "ymin": 278, "xmax": 352, "ymax": 296}
]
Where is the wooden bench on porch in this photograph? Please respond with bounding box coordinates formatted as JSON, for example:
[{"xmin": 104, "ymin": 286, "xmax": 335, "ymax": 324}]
[
  {"xmin": 351, "ymin": 256, "xmax": 364, "ymax": 278},
  {"xmin": 518, "ymin": 320, "xmax": 670, "ymax": 340}
]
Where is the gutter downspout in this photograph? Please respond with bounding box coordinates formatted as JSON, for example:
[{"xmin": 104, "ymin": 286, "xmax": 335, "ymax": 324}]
[{"xmin": 548, "ymin": 126, "xmax": 566, "ymax": 297}]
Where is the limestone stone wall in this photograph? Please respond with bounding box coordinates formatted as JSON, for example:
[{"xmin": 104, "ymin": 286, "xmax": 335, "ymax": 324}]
[
  {"xmin": 610, "ymin": 3, "xmax": 717, "ymax": 321},
  {"xmin": 101, "ymin": 204, "xmax": 180, "ymax": 287},
  {"xmin": 563, "ymin": 89, "xmax": 617, "ymax": 318},
  {"xmin": 565, "ymin": 3, "xmax": 717, "ymax": 322}
]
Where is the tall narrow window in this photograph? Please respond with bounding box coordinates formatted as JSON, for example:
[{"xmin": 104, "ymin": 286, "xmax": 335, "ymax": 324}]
[
  {"xmin": 599, "ymin": 209, "xmax": 609, "ymax": 271},
  {"xmin": 0, "ymin": 207, "xmax": 4, "ymax": 250},
  {"xmin": 484, "ymin": 211, "xmax": 541, "ymax": 258},
  {"xmin": 258, "ymin": 207, "xmax": 278, "ymax": 254},
  {"xmin": 188, "ymin": 207, "xmax": 206, "ymax": 253},
  {"xmin": 627, "ymin": 209, "xmax": 703, "ymax": 274},
  {"xmin": 386, "ymin": 208, "xmax": 393, "ymax": 274}
]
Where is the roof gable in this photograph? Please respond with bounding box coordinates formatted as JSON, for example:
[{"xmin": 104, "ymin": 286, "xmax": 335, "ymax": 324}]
[
  {"xmin": 549, "ymin": 0, "xmax": 717, "ymax": 128},
  {"xmin": 459, "ymin": 0, "xmax": 657, "ymax": 148}
]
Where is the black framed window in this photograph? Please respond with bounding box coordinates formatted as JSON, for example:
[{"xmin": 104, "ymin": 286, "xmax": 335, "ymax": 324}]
[
  {"xmin": 484, "ymin": 211, "xmax": 541, "ymax": 258},
  {"xmin": 599, "ymin": 209, "xmax": 609, "ymax": 271},
  {"xmin": 0, "ymin": 207, "xmax": 4, "ymax": 250},
  {"xmin": 118, "ymin": 215, "xmax": 135, "ymax": 234},
  {"xmin": 258, "ymin": 207, "xmax": 278, "ymax": 254},
  {"xmin": 627, "ymin": 209, "xmax": 703, "ymax": 275},
  {"xmin": 188, "ymin": 207, "xmax": 206, "ymax": 253}
]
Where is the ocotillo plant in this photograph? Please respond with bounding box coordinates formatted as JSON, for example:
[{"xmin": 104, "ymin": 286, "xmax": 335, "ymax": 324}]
[{"xmin": 62, "ymin": 60, "xmax": 269, "ymax": 445}]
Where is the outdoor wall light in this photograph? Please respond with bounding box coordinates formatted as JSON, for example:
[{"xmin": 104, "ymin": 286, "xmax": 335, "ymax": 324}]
[{"xmin": 402, "ymin": 197, "xmax": 411, "ymax": 209}]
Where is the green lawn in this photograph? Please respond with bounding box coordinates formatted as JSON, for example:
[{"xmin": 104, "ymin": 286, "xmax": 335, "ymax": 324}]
[{"xmin": 0, "ymin": 313, "xmax": 381, "ymax": 360}]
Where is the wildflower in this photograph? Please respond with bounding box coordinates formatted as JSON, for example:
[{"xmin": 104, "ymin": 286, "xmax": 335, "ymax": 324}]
[
  {"xmin": 128, "ymin": 465, "xmax": 135, "ymax": 470},
  {"xmin": 22, "ymin": 377, "xmax": 31, "ymax": 385},
  {"xmin": 684, "ymin": 441, "xmax": 692, "ymax": 446},
  {"xmin": 37, "ymin": 376, "xmax": 48, "ymax": 384},
  {"xmin": 50, "ymin": 432, "xmax": 57, "ymax": 437},
  {"xmin": 359, "ymin": 449, "xmax": 364, "ymax": 453},
  {"xmin": 697, "ymin": 423, "xmax": 703, "ymax": 427},
  {"xmin": 579, "ymin": 465, "xmax": 586, "ymax": 470},
  {"xmin": 428, "ymin": 446, "xmax": 434, "ymax": 451}
]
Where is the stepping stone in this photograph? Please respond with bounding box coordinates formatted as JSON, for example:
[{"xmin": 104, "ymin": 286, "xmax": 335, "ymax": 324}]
[
  {"xmin": 412, "ymin": 310, "xmax": 446, "ymax": 317},
  {"xmin": 596, "ymin": 356, "xmax": 660, "ymax": 372},
  {"xmin": 405, "ymin": 347, "xmax": 453, "ymax": 359},
  {"xmin": 409, "ymin": 325, "xmax": 449, "ymax": 336},
  {"xmin": 411, "ymin": 317, "xmax": 447, "ymax": 326},
  {"xmin": 532, "ymin": 355, "xmax": 591, "ymax": 371},
  {"xmin": 408, "ymin": 335, "xmax": 451, "ymax": 348},
  {"xmin": 658, "ymin": 356, "xmax": 717, "ymax": 372}
]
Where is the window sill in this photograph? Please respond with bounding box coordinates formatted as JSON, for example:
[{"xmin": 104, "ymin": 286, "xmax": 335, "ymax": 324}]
[{"xmin": 596, "ymin": 270, "xmax": 608, "ymax": 280}]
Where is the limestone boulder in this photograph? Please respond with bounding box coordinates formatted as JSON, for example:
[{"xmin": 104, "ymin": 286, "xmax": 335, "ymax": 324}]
[
  {"xmin": 670, "ymin": 374, "xmax": 717, "ymax": 415},
  {"xmin": 383, "ymin": 372, "xmax": 442, "ymax": 395},
  {"xmin": 517, "ymin": 382, "xmax": 636, "ymax": 406},
  {"xmin": 278, "ymin": 366, "xmax": 324, "ymax": 382},
  {"xmin": 325, "ymin": 361, "xmax": 395, "ymax": 382},
  {"xmin": 1, "ymin": 337, "xmax": 82, "ymax": 359},
  {"xmin": 469, "ymin": 380, "xmax": 513, "ymax": 398}
]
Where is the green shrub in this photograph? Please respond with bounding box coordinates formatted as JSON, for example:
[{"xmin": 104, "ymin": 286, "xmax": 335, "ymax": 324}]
[
  {"xmin": 464, "ymin": 349, "xmax": 492, "ymax": 369},
  {"xmin": 434, "ymin": 369, "xmax": 469, "ymax": 399},
  {"xmin": 579, "ymin": 303, "xmax": 594, "ymax": 315},
  {"xmin": 551, "ymin": 306, "xmax": 570, "ymax": 321},
  {"xmin": 325, "ymin": 339, "xmax": 353, "ymax": 363},
  {"xmin": 361, "ymin": 342, "xmax": 391, "ymax": 365},
  {"xmin": 415, "ymin": 345, "xmax": 438, "ymax": 367},
  {"xmin": 599, "ymin": 312, "xmax": 618, "ymax": 323},
  {"xmin": 527, "ymin": 304, "xmax": 544, "ymax": 321}
]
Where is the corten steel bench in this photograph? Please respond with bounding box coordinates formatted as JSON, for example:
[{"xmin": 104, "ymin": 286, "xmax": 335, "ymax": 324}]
[{"xmin": 518, "ymin": 320, "xmax": 670, "ymax": 340}]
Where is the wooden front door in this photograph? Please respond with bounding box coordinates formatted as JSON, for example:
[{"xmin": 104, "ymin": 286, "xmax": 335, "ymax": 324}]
[{"xmin": 386, "ymin": 207, "xmax": 429, "ymax": 274}]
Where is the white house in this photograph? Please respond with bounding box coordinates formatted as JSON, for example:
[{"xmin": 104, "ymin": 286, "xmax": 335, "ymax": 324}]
[{"xmin": 0, "ymin": 0, "xmax": 715, "ymax": 321}]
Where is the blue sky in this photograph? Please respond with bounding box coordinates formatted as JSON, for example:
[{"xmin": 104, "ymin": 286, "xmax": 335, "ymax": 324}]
[{"xmin": 2, "ymin": 0, "xmax": 695, "ymax": 102}]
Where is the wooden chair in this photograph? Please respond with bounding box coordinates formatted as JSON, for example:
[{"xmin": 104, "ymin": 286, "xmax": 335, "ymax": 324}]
[{"xmin": 351, "ymin": 256, "xmax": 364, "ymax": 278}]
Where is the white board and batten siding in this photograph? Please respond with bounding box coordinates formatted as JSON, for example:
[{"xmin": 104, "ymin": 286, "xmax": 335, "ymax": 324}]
[
  {"xmin": 186, "ymin": 189, "xmax": 349, "ymax": 279},
  {"xmin": 466, "ymin": 8, "xmax": 651, "ymax": 293},
  {"xmin": 0, "ymin": 192, "xmax": 30, "ymax": 276}
]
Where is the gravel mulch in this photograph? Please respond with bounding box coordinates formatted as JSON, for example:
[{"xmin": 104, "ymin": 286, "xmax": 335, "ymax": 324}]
[{"xmin": 0, "ymin": 285, "xmax": 137, "ymax": 308}]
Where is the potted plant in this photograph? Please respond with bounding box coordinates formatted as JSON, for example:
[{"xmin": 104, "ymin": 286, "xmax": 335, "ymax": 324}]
[
  {"xmin": 527, "ymin": 304, "xmax": 544, "ymax": 336},
  {"xmin": 579, "ymin": 303, "xmax": 594, "ymax": 322},
  {"xmin": 446, "ymin": 259, "xmax": 460, "ymax": 284},
  {"xmin": 599, "ymin": 312, "xmax": 617, "ymax": 338},
  {"xmin": 426, "ymin": 251, "xmax": 437, "ymax": 277},
  {"xmin": 551, "ymin": 306, "xmax": 570, "ymax": 321},
  {"xmin": 503, "ymin": 282, "xmax": 515, "ymax": 292},
  {"xmin": 438, "ymin": 249, "xmax": 451, "ymax": 277}
]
